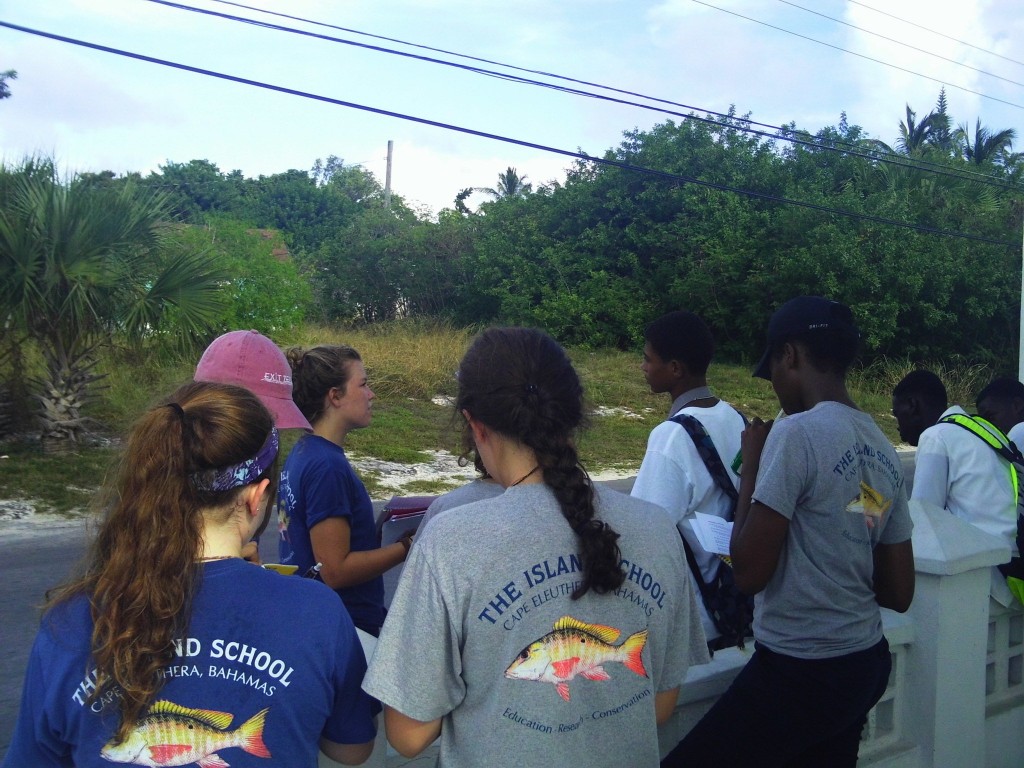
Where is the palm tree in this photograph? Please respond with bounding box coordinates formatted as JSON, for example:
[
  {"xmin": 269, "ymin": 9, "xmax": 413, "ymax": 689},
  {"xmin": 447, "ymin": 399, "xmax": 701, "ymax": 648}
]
[
  {"xmin": 956, "ymin": 119, "xmax": 1017, "ymax": 166},
  {"xmin": 478, "ymin": 167, "xmax": 533, "ymax": 199},
  {"xmin": 896, "ymin": 105, "xmax": 938, "ymax": 156},
  {"xmin": 929, "ymin": 88, "xmax": 954, "ymax": 153},
  {"xmin": 453, "ymin": 187, "xmax": 474, "ymax": 214},
  {"xmin": 0, "ymin": 69, "xmax": 16, "ymax": 100},
  {"xmin": 0, "ymin": 161, "xmax": 226, "ymax": 449}
]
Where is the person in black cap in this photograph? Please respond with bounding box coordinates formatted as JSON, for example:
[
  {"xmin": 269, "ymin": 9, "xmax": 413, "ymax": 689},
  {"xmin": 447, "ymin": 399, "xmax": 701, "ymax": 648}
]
[{"xmin": 663, "ymin": 296, "xmax": 915, "ymax": 768}]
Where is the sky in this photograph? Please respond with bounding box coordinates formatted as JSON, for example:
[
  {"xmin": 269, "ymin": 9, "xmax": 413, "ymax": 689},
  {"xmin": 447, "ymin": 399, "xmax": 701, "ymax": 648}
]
[{"xmin": 1, "ymin": 0, "xmax": 1022, "ymax": 217}]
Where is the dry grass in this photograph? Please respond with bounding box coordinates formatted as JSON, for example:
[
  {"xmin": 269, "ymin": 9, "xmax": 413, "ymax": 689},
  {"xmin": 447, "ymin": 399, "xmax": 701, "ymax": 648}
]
[
  {"xmin": 0, "ymin": 321, "xmax": 1004, "ymax": 510},
  {"xmin": 283, "ymin": 321, "xmax": 473, "ymax": 401},
  {"xmin": 851, "ymin": 357, "xmax": 995, "ymax": 409}
]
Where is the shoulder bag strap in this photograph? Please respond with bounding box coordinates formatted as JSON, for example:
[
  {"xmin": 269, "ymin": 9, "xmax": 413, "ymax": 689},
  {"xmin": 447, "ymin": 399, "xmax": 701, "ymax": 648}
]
[
  {"xmin": 680, "ymin": 535, "xmax": 713, "ymax": 603},
  {"xmin": 669, "ymin": 412, "xmax": 739, "ymax": 506}
]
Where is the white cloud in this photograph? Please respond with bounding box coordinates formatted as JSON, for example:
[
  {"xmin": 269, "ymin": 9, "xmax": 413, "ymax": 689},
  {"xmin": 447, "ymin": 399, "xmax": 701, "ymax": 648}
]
[
  {"xmin": 1, "ymin": 0, "xmax": 1020, "ymax": 208},
  {"xmin": 843, "ymin": 0, "xmax": 1022, "ymax": 141}
]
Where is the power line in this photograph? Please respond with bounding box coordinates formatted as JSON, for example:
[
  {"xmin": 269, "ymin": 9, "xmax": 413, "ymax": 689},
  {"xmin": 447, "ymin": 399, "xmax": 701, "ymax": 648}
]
[
  {"xmin": 192, "ymin": 0, "xmax": 1016, "ymax": 190},
  {"xmin": 0, "ymin": 19, "xmax": 1013, "ymax": 247},
  {"xmin": 198, "ymin": 0, "xmax": 1020, "ymax": 189},
  {"xmin": 692, "ymin": 0, "xmax": 1024, "ymax": 111},
  {"xmin": 775, "ymin": 0, "xmax": 1024, "ymax": 89},
  {"xmin": 147, "ymin": 0, "xmax": 1021, "ymax": 192},
  {"xmin": 845, "ymin": 0, "xmax": 1024, "ymax": 69}
]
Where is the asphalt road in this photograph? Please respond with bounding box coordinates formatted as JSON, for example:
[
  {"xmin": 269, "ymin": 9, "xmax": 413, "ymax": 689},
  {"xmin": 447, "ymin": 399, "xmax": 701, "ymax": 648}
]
[{"xmin": 1, "ymin": 516, "xmax": 91, "ymax": 757}]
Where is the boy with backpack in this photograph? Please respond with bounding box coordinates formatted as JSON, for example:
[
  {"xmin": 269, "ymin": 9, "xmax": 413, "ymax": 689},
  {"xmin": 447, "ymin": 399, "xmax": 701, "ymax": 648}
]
[
  {"xmin": 664, "ymin": 296, "xmax": 914, "ymax": 767},
  {"xmin": 631, "ymin": 310, "xmax": 750, "ymax": 652}
]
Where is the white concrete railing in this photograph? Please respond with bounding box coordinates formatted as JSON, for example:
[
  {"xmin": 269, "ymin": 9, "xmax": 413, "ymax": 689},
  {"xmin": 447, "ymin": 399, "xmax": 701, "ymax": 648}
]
[
  {"xmin": 985, "ymin": 600, "xmax": 1024, "ymax": 768},
  {"xmin": 659, "ymin": 501, "xmax": 1024, "ymax": 768},
  {"xmin": 987, "ymin": 601, "xmax": 1024, "ymax": 707},
  {"xmin": 860, "ymin": 613, "xmax": 916, "ymax": 764}
]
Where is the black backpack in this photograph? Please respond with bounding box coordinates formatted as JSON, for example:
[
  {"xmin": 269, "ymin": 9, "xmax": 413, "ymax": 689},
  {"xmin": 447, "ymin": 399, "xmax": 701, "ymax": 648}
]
[{"xmin": 669, "ymin": 412, "xmax": 754, "ymax": 651}]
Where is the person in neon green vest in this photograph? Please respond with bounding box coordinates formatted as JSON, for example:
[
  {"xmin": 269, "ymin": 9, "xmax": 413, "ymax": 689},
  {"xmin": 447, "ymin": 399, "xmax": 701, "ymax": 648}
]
[
  {"xmin": 893, "ymin": 370, "xmax": 1017, "ymax": 601},
  {"xmin": 976, "ymin": 377, "xmax": 1024, "ymax": 603}
]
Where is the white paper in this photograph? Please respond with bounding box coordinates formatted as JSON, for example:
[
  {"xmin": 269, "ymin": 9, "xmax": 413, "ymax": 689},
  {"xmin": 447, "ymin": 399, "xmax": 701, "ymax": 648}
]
[{"xmin": 692, "ymin": 512, "xmax": 733, "ymax": 556}]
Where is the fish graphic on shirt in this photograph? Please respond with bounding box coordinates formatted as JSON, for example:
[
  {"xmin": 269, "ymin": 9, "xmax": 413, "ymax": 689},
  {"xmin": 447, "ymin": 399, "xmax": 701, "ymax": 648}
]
[
  {"xmin": 504, "ymin": 616, "xmax": 648, "ymax": 702},
  {"xmin": 846, "ymin": 481, "xmax": 892, "ymax": 529},
  {"xmin": 100, "ymin": 700, "xmax": 270, "ymax": 767}
]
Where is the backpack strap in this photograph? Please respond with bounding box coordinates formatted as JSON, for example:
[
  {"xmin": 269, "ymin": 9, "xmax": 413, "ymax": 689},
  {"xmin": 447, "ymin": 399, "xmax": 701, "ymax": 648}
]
[
  {"xmin": 668, "ymin": 410, "xmax": 756, "ymax": 651},
  {"xmin": 680, "ymin": 535, "xmax": 714, "ymax": 604},
  {"xmin": 669, "ymin": 412, "xmax": 739, "ymax": 508},
  {"xmin": 938, "ymin": 413, "xmax": 1021, "ymax": 500}
]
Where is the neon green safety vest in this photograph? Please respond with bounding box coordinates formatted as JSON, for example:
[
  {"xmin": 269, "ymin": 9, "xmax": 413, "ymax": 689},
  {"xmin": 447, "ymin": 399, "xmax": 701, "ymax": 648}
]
[{"xmin": 938, "ymin": 413, "xmax": 1022, "ymax": 501}]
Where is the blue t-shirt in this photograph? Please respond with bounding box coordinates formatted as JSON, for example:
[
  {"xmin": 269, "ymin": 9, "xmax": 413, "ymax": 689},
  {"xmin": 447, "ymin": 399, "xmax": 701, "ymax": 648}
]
[
  {"xmin": 279, "ymin": 434, "xmax": 386, "ymax": 633},
  {"xmin": 3, "ymin": 559, "xmax": 377, "ymax": 768}
]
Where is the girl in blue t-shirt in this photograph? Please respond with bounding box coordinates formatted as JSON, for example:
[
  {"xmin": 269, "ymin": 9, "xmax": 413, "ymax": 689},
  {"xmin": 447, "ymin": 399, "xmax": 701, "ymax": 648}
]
[{"xmin": 279, "ymin": 345, "xmax": 410, "ymax": 636}]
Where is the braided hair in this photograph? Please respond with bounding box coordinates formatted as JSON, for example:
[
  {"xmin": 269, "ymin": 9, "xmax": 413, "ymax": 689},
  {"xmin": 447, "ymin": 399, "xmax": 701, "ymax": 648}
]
[{"xmin": 456, "ymin": 327, "xmax": 624, "ymax": 598}]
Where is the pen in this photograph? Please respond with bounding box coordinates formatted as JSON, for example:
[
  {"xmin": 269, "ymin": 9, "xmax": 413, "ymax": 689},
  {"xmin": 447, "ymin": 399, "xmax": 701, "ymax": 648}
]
[{"xmin": 304, "ymin": 562, "xmax": 323, "ymax": 580}]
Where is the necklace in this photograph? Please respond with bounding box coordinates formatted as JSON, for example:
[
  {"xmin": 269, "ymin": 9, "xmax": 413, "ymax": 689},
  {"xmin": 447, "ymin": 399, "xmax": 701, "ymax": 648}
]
[
  {"xmin": 197, "ymin": 555, "xmax": 238, "ymax": 562},
  {"xmin": 509, "ymin": 465, "xmax": 540, "ymax": 487}
]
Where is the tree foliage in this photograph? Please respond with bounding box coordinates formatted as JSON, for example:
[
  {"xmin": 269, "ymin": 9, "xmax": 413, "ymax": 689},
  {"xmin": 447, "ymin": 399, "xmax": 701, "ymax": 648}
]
[
  {"xmin": 0, "ymin": 159, "xmax": 226, "ymax": 445},
  {"xmin": 27, "ymin": 91, "xmax": 1020, "ymax": 370},
  {"xmin": 0, "ymin": 69, "xmax": 16, "ymax": 101},
  {"xmin": 435, "ymin": 101, "xmax": 1021, "ymax": 361},
  {"xmin": 166, "ymin": 217, "xmax": 313, "ymax": 334}
]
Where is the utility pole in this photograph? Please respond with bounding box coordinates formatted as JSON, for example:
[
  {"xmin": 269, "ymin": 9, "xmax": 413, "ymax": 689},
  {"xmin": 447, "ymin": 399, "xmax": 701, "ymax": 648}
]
[
  {"xmin": 1019, "ymin": 217, "xmax": 1024, "ymax": 381},
  {"xmin": 384, "ymin": 140, "xmax": 393, "ymax": 211}
]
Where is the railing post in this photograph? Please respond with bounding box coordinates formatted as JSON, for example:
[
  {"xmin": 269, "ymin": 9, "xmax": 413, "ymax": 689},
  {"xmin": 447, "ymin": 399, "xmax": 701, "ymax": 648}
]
[{"xmin": 902, "ymin": 500, "xmax": 1011, "ymax": 767}]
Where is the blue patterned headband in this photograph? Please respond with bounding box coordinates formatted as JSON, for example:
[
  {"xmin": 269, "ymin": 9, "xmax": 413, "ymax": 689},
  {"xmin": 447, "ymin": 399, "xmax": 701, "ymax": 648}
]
[{"xmin": 191, "ymin": 428, "xmax": 279, "ymax": 493}]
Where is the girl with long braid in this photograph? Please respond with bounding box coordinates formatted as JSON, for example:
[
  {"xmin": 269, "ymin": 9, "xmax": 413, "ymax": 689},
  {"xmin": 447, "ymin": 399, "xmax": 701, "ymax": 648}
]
[
  {"xmin": 364, "ymin": 327, "xmax": 707, "ymax": 768},
  {"xmin": 4, "ymin": 382, "xmax": 376, "ymax": 768}
]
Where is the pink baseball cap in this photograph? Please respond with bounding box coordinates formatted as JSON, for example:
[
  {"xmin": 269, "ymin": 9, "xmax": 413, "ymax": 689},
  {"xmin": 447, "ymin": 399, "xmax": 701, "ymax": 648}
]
[{"xmin": 195, "ymin": 330, "xmax": 311, "ymax": 431}]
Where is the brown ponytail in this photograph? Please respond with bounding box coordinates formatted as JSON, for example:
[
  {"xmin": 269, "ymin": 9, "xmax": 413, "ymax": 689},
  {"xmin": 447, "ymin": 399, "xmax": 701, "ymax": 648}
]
[{"xmin": 47, "ymin": 382, "xmax": 276, "ymax": 742}]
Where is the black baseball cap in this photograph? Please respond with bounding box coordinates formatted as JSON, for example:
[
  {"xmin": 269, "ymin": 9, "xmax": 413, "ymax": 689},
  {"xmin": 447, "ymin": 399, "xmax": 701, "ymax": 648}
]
[{"xmin": 752, "ymin": 296, "xmax": 858, "ymax": 379}]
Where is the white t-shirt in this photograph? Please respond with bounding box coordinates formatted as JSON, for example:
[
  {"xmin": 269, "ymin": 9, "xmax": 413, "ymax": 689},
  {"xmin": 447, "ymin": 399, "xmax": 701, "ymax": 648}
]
[
  {"xmin": 913, "ymin": 406, "xmax": 1017, "ymax": 555},
  {"xmin": 1008, "ymin": 422, "xmax": 1024, "ymax": 449},
  {"xmin": 631, "ymin": 399, "xmax": 745, "ymax": 641}
]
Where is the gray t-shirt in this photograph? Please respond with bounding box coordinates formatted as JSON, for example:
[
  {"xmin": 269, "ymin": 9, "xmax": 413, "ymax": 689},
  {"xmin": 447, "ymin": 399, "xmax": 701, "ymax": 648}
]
[
  {"xmin": 420, "ymin": 478, "xmax": 504, "ymax": 532},
  {"xmin": 363, "ymin": 483, "xmax": 707, "ymax": 768},
  {"xmin": 751, "ymin": 401, "xmax": 913, "ymax": 659}
]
